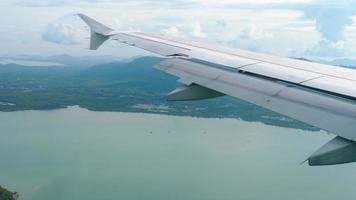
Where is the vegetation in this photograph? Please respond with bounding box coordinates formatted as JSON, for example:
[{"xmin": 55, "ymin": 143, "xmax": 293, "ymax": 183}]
[
  {"xmin": 0, "ymin": 56, "xmax": 318, "ymax": 131},
  {"xmin": 0, "ymin": 186, "xmax": 16, "ymax": 200}
]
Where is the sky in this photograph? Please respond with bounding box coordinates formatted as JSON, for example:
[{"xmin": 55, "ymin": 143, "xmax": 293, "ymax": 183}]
[{"xmin": 0, "ymin": 0, "xmax": 355, "ymax": 60}]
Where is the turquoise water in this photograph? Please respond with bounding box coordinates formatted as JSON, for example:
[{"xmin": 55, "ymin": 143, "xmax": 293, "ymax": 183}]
[{"xmin": 1, "ymin": 106, "xmax": 356, "ymax": 200}]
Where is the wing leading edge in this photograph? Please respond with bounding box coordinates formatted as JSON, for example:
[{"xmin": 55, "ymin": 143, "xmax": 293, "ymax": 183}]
[{"xmin": 78, "ymin": 14, "xmax": 356, "ymax": 166}]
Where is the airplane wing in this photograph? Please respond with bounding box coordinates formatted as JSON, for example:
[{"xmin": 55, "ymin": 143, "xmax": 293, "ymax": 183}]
[{"xmin": 78, "ymin": 14, "xmax": 356, "ymax": 166}]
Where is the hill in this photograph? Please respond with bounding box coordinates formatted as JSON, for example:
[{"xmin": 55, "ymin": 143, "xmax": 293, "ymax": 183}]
[
  {"xmin": 0, "ymin": 186, "xmax": 16, "ymax": 200},
  {"xmin": 0, "ymin": 56, "xmax": 317, "ymax": 130}
]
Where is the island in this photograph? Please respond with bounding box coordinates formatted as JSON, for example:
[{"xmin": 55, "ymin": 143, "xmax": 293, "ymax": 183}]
[{"xmin": 0, "ymin": 186, "xmax": 18, "ymax": 200}]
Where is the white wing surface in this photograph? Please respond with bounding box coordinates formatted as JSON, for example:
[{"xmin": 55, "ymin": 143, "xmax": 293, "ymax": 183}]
[{"xmin": 78, "ymin": 14, "xmax": 356, "ymax": 166}]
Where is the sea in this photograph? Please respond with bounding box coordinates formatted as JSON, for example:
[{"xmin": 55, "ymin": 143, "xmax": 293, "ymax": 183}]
[{"xmin": 1, "ymin": 106, "xmax": 356, "ymax": 200}]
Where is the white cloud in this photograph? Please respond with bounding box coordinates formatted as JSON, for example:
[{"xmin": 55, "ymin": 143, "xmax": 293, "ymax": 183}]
[
  {"xmin": 191, "ymin": 22, "xmax": 207, "ymax": 38},
  {"xmin": 195, "ymin": 0, "xmax": 313, "ymax": 6},
  {"xmin": 240, "ymin": 24, "xmax": 272, "ymax": 40},
  {"xmin": 337, "ymin": 15, "xmax": 356, "ymax": 57},
  {"xmin": 0, "ymin": 0, "xmax": 355, "ymax": 59},
  {"xmin": 42, "ymin": 22, "xmax": 85, "ymax": 45},
  {"xmin": 161, "ymin": 26, "xmax": 184, "ymax": 37},
  {"xmin": 329, "ymin": 40, "xmax": 345, "ymax": 49},
  {"xmin": 1, "ymin": 0, "xmax": 314, "ymax": 7}
]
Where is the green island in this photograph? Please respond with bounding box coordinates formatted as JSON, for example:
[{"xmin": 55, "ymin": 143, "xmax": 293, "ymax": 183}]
[
  {"xmin": 0, "ymin": 186, "xmax": 17, "ymax": 200},
  {"xmin": 0, "ymin": 56, "xmax": 318, "ymax": 131}
]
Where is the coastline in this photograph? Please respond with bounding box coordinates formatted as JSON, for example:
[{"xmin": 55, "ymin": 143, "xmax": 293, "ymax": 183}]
[
  {"xmin": 0, "ymin": 186, "xmax": 18, "ymax": 200},
  {"xmin": 0, "ymin": 105, "xmax": 319, "ymax": 132}
]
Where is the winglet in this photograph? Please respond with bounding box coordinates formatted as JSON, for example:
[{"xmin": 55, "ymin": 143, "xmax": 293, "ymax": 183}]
[{"xmin": 78, "ymin": 14, "xmax": 114, "ymax": 50}]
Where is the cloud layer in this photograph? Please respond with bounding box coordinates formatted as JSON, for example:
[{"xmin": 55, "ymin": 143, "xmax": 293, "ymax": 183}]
[{"xmin": 0, "ymin": 0, "xmax": 355, "ymax": 59}]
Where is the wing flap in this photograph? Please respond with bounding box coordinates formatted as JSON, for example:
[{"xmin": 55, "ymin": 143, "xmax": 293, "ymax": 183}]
[
  {"xmin": 239, "ymin": 62, "xmax": 323, "ymax": 83},
  {"xmin": 155, "ymin": 58, "xmax": 356, "ymax": 142},
  {"xmin": 302, "ymin": 76, "xmax": 356, "ymax": 100}
]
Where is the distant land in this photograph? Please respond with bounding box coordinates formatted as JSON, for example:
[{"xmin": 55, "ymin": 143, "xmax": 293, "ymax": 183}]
[
  {"xmin": 0, "ymin": 55, "xmax": 354, "ymax": 131},
  {"xmin": 0, "ymin": 185, "xmax": 17, "ymax": 200}
]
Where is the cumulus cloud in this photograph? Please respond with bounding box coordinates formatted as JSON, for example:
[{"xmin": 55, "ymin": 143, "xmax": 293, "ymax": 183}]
[
  {"xmin": 329, "ymin": 40, "xmax": 345, "ymax": 49},
  {"xmin": 7, "ymin": 0, "xmax": 100, "ymax": 7},
  {"xmin": 2, "ymin": 0, "xmax": 356, "ymax": 59},
  {"xmin": 302, "ymin": 6, "xmax": 355, "ymax": 42},
  {"xmin": 209, "ymin": 18, "xmax": 321, "ymax": 57},
  {"xmin": 161, "ymin": 26, "xmax": 184, "ymax": 37},
  {"xmin": 9, "ymin": 0, "xmax": 314, "ymax": 8},
  {"xmin": 41, "ymin": 22, "xmax": 85, "ymax": 45},
  {"xmin": 191, "ymin": 23, "xmax": 207, "ymax": 38},
  {"xmin": 240, "ymin": 24, "xmax": 272, "ymax": 40}
]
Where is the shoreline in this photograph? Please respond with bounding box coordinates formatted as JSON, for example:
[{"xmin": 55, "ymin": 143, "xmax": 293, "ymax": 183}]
[{"xmin": 0, "ymin": 105, "xmax": 320, "ymax": 132}]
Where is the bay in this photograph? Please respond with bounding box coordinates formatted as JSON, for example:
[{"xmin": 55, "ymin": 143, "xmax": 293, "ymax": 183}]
[{"xmin": 0, "ymin": 106, "xmax": 355, "ymax": 200}]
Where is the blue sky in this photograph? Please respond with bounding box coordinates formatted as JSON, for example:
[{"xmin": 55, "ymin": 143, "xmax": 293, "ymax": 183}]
[{"xmin": 0, "ymin": 0, "xmax": 355, "ymax": 60}]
